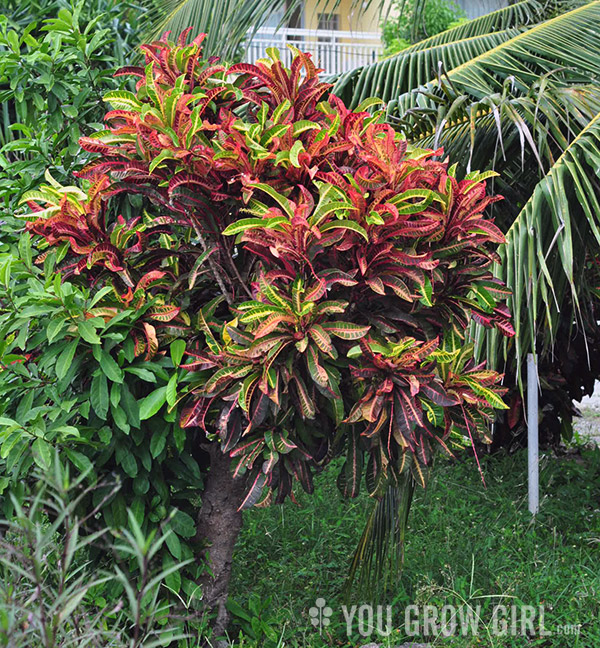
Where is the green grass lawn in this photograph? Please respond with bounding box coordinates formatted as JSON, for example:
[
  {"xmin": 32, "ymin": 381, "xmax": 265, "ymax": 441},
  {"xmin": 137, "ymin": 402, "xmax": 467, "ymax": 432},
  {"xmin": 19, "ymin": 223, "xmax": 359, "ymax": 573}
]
[{"xmin": 228, "ymin": 446, "xmax": 600, "ymax": 647}]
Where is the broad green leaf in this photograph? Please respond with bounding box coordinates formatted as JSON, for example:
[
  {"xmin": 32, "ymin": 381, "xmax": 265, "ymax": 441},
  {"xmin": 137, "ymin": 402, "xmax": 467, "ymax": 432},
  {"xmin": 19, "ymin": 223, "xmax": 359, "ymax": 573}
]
[
  {"xmin": 170, "ymin": 339, "xmax": 186, "ymax": 367},
  {"xmin": 90, "ymin": 373, "xmax": 109, "ymax": 420},
  {"xmin": 125, "ymin": 367, "xmax": 157, "ymax": 382},
  {"xmin": 139, "ymin": 386, "xmax": 167, "ymax": 420},
  {"xmin": 166, "ymin": 374, "xmax": 178, "ymax": 408},
  {"xmin": 65, "ymin": 449, "xmax": 94, "ymax": 475},
  {"xmin": 120, "ymin": 384, "xmax": 140, "ymax": 428},
  {"xmin": 171, "ymin": 509, "xmax": 196, "ymax": 538},
  {"xmin": 99, "ymin": 349, "xmax": 123, "ymax": 383},
  {"xmin": 78, "ymin": 320, "xmax": 101, "ymax": 344},
  {"xmin": 111, "ymin": 403, "xmax": 130, "ymax": 434},
  {"xmin": 55, "ymin": 339, "xmax": 78, "ymax": 381},
  {"xmin": 120, "ymin": 453, "xmax": 138, "ymax": 478},
  {"xmin": 46, "ymin": 318, "xmax": 66, "ymax": 343},
  {"xmin": 150, "ymin": 430, "xmax": 167, "ymax": 458},
  {"xmin": 32, "ymin": 438, "xmax": 51, "ymax": 470},
  {"xmin": 130, "ymin": 498, "xmax": 145, "ymax": 526},
  {"xmin": 165, "ymin": 530, "xmax": 182, "ymax": 559}
]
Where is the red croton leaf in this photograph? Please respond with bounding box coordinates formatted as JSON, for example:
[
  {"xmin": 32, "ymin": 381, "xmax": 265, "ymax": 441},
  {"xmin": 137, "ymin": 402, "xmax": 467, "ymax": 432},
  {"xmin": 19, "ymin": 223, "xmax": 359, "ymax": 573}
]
[{"xmin": 24, "ymin": 30, "xmax": 514, "ymax": 507}]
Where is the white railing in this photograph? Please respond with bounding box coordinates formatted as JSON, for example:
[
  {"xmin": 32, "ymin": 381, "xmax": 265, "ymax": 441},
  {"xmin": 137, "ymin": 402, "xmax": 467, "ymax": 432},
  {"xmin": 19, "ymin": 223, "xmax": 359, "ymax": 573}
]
[{"xmin": 245, "ymin": 27, "xmax": 383, "ymax": 75}]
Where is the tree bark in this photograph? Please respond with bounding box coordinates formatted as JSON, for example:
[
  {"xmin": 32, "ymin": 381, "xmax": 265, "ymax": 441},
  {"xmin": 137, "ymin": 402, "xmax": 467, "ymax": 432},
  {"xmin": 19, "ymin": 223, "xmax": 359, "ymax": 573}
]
[{"xmin": 196, "ymin": 443, "xmax": 247, "ymax": 640}]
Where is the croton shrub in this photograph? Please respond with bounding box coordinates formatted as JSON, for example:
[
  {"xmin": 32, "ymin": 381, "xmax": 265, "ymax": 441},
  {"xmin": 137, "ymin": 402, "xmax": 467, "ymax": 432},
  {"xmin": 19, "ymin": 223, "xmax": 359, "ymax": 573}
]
[{"xmin": 5, "ymin": 29, "xmax": 513, "ymax": 608}]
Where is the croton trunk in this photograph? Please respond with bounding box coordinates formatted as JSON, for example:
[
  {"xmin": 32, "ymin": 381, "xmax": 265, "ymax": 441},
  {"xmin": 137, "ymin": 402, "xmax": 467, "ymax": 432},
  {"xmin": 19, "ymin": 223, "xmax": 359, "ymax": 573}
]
[{"xmin": 196, "ymin": 444, "xmax": 247, "ymax": 637}]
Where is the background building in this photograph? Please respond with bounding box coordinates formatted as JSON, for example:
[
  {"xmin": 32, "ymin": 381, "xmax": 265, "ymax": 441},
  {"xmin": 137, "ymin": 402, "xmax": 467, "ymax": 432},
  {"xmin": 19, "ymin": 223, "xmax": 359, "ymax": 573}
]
[{"xmin": 246, "ymin": 0, "xmax": 385, "ymax": 74}]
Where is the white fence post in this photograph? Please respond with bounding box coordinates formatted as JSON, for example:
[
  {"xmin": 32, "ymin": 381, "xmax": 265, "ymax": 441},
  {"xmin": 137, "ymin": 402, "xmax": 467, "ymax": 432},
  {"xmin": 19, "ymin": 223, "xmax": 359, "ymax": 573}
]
[{"xmin": 527, "ymin": 353, "xmax": 539, "ymax": 515}]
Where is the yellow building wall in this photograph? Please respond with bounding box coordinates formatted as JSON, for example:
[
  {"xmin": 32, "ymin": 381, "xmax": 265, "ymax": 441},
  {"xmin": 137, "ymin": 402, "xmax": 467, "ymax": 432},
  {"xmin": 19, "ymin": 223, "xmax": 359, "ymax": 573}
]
[{"xmin": 302, "ymin": 0, "xmax": 388, "ymax": 33}]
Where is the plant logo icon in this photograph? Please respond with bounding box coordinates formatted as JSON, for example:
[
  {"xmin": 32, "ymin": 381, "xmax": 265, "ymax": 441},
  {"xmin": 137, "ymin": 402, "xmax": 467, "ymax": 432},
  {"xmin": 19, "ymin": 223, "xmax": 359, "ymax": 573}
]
[{"xmin": 308, "ymin": 597, "xmax": 333, "ymax": 633}]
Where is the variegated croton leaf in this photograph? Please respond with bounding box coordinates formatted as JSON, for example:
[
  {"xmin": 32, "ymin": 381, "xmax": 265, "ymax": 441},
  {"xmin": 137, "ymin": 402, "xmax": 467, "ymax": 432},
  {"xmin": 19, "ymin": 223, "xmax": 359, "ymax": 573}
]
[{"xmin": 21, "ymin": 30, "xmax": 514, "ymax": 508}]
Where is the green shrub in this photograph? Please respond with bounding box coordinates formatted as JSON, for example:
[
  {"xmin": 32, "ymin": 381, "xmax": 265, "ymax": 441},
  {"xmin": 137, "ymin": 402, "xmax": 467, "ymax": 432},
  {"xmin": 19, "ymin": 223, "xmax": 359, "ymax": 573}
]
[{"xmin": 0, "ymin": 0, "xmax": 139, "ymax": 218}]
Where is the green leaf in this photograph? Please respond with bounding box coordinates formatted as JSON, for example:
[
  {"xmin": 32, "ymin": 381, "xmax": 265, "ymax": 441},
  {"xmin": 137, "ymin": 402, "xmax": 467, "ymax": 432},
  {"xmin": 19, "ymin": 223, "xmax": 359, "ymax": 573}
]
[
  {"xmin": 149, "ymin": 149, "xmax": 176, "ymax": 173},
  {"xmin": 354, "ymin": 97, "xmax": 384, "ymax": 112},
  {"xmin": 320, "ymin": 220, "xmax": 369, "ymax": 241},
  {"xmin": 78, "ymin": 320, "xmax": 101, "ymax": 344},
  {"xmin": 65, "ymin": 449, "xmax": 94, "ymax": 475},
  {"xmin": 125, "ymin": 367, "xmax": 157, "ymax": 382},
  {"xmin": 32, "ymin": 438, "xmax": 51, "ymax": 471},
  {"xmin": 90, "ymin": 373, "xmax": 109, "ymax": 420},
  {"xmin": 111, "ymin": 403, "xmax": 130, "ymax": 434},
  {"xmin": 139, "ymin": 386, "xmax": 167, "ymax": 420},
  {"xmin": 120, "ymin": 383, "xmax": 140, "ymax": 428},
  {"xmin": 150, "ymin": 430, "xmax": 167, "ymax": 458},
  {"xmin": 120, "ymin": 453, "xmax": 138, "ymax": 478},
  {"xmin": 163, "ymin": 554, "xmax": 181, "ymax": 592},
  {"xmin": 171, "ymin": 509, "xmax": 196, "ymax": 538},
  {"xmin": 53, "ymin": 425, "xmax": 80, "ymax": 438},
  {"xmin": 322, "ymin": 322, "xmax": 371, "ymax": 340},
  {"xmin": 222, "ymin": 216, "xmax": 287, "ymax": 236},
  {"xmin": 173, "ymin": 425, "xmax": 186, "ymax": 453},
  {"xmin": 248, "ymin": 183, "xmax": 294, "ymax": 218},
  {"xmin": 166, "ymin": 373, "xmax": 178, "ymax": 408},
  {"xmin": 187, "ymin": 248, "xmax": 214, "ymax": 289},
  {"xmin": 103, "ymin": 89, "xmax": 142, "ymax": 111},
  {"xmin": 46, "ymin": 318, "xmax": 66, "ymax": 343},
  {"xmin": 170, "ymin": 339, "xmax": 186, "ymax": 367},
  {"xmin": 418, "ymin": 276, "xmax": 433, "ymax": 307},
  {"xmin": 99, "ymin": 349, "xmax": 123, "ymax": 383},
  {"xmin": 289, "ymin": 140, "xmax": 305, "ymax": 167},
  {"xmin": 165, "ymin": 530, "xmax": 182, "ymax": 559},
  {"xmin": 55, "ymin": 339, "xmax": 78, "ymax": 381},
  {"xmin": 110, "ymin": 382, "xmax": 121, "ymax": 409},
  {"xmin": 0, "ymin": 477, "xmax": 10, "ymax": 495},
  {"xmin": 463, "ymin": 377, "xmax": 509, "ymax": 410},
  {"xmin": 131, "ymin": 497, "xmax": 145, "ymax": 526}
]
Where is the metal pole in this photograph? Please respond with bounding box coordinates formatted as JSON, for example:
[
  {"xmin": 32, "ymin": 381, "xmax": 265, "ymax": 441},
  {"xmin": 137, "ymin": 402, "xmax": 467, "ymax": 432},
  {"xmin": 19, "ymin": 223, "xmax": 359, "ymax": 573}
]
[{"xmin": 527, "ymin": 353, "xmax": 539, "ymax": 514}]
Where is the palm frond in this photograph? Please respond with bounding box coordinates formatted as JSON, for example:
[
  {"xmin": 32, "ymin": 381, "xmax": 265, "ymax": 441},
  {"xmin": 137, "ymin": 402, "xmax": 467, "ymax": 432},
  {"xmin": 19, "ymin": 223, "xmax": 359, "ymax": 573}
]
[
  {"xmin": 497, "ymin": 111, "xmax": 600, "ymax": 378},
  {"xmin": 406, "ymin": 0, "xmax": 547, "ymax": 47},
  {"xmin": 334, "ymin": 29, "xmax": 523, "ymax": 108},
  {"xmin": 332, "ymin": 0, "xmax": 549, "ymax": 107},
  {"xmin": 388, "ymin": 0, "xmax": 600, "ymax": 119},
  {"xmin": 345, "ymin": 471, "xmax": 415, "ymax": 598},
  {"xmin": 138, "ymin": 0, "xmax": 291, "ymax": 61},
  {"xmin": 398, "ymin": 82, "xmax": 600, "ymax": 178}
]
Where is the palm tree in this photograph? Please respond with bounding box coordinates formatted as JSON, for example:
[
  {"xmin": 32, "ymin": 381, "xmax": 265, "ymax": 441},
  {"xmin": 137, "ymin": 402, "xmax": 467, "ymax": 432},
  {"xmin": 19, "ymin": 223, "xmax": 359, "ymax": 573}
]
[{"xmin": 140, "ymin": 0, "xmax": 388, "ymax": 61}]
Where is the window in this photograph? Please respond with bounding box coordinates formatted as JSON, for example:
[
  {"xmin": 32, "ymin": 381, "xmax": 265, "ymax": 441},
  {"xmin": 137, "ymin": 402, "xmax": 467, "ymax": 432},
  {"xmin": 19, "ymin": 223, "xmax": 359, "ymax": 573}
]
[{"xmin": 317, "ymin": 12, "xmax": 340, "ymax": 32}]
